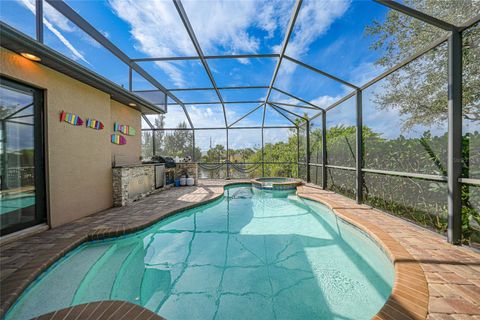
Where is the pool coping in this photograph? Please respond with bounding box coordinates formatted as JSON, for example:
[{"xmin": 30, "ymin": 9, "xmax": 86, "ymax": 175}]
[{"xmin": 1, "ymin": 180, "xmax": 428, "ymax": 319}]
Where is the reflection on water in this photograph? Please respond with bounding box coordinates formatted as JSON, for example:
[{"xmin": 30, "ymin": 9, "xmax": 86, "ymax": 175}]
[{"xmin": 7, "ymin": 186, "xmax": 394, "ymax": 320}]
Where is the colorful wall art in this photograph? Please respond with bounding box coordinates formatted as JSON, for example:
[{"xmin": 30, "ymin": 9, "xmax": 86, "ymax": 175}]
[
  {"xmin": 60, "ymin": 111, "xmax": 83, "ymax": 126},
  {"xmin": 114, "ymin": 122, "xmax": 136, "ymax": 136},
  {"xmin": 111, "ymin": 134, "xmax": 126, "ymax": 145},
  {"xmin": 85, "ymin": 118, "xmax": 104, "ymax": 130}
]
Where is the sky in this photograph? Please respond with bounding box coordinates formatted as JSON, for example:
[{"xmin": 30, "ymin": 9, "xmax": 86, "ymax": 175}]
[{"xmin": 0, "ymin": 0, "xmax": 450, "ymax": 151}]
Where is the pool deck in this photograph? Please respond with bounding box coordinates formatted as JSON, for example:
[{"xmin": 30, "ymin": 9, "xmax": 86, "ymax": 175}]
[{"xmin": 0, "ymin": 180, "xmax": 479, "ymax": 319}]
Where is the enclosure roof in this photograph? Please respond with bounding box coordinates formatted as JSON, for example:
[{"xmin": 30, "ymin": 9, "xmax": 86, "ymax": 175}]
[{"xmin": 0, "ymin": 0, "xmax": 479, "ymax": 129}]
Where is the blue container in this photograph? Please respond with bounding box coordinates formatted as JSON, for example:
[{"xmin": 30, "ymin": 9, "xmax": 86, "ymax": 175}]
[{"xmin": 175, "ymin": 179, "xmax": 181, "ymax": 187}]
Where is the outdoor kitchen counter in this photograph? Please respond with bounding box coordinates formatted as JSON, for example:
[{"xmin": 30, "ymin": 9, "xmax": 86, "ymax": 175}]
[
  {"xmin": 112, "ymin": 164, "xmax": 156, "ymax": 207},
  {"xmin": 112, "ymin": 163, "xmax": 199, "ymax": 207},
  {"xmin": 113, "ymin": 163, "xmax": 155, "ymax": 168}
]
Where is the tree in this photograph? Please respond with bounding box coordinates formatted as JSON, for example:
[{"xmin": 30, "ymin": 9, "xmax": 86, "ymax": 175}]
[
  {"xmin": 202, "ymin": 144, "xmax": 226, "ymax": 163},
  {"xmin": 366, "ymin": 1, "xmax": 480, "ymax": 244},
  {"xmin": 160, "ymin": 122, "xmax": 195, "ymax": 159},
  {"xmin": 365, "ymin": 0, "xmax": 480, "ymax": 128}
]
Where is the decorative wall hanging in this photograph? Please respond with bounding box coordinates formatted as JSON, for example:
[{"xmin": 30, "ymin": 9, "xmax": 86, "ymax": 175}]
[
  {"xmin": 86, "ymin": 118, "xmax": 104, "ymax": 130},
  {"xmin": 60, "ymin": 111, "xmax": 83, "ymax": 126},
  {"xmin": 114, "ymin": 122, "xmax": 136, "ymax": 136},
  {"xmin": 111, "ymin": 134, "xmax": 126, "ymax": 145}
]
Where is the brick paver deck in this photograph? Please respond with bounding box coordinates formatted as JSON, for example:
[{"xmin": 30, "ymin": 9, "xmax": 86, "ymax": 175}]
[{"xmin": 0, "ymin": 180, "xmax": 479, "ymax": 319}]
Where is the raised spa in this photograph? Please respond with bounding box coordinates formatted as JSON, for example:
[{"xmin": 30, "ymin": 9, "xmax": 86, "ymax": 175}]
[
  {"xmin": 251, "ymin": 177, "xmax": 302, "ymax": 190},
  {"xmin": 6, "ymin": 185, "xmax": 394, "ymax": 320}
]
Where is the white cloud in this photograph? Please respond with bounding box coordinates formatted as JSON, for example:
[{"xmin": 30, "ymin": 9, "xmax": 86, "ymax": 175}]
[
  {"xmin": 187, "ymin": 105, "xmax": 226, "ymax": 128},
  {"xmin": 18, "ymin": 0, "xmax": 88, "ymax": 63},
  {"xmin": 184, "ymin": 0, "xmax": 293, "ymax": 54},
  {"xmin": 310, "ymin": 95, "xmax": 342, "ymax": 108},
  {"xmin": 348, "ymin": 62, "xmax": 385, "ymax": 87},
  {"xmin": 108, "ymin": 0, "xmax": 294, "ymax": 86},
  {"xmin": 285, "ymin": 0, "xmax": 350, "ymax": 58}
]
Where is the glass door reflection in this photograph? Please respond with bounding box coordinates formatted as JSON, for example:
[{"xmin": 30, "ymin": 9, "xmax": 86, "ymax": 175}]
[{"xmin": 0, "ymin": 78, "xmax": 45, "ymax": 236}]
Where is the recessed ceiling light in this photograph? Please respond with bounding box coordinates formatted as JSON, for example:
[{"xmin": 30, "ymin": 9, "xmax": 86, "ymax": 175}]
[
  {"xmin": 129, "ymin": 103, "xmax": 137, "ymax": 107},
  {"xmin": 20, "ymin": 53, "xmax": 41, "ymax": 61}
]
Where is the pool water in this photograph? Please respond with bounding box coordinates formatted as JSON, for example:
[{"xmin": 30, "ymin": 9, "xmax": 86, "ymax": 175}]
[{"xmin": 7, "ymin": 185, "xmax": 394, "ymax": 320}]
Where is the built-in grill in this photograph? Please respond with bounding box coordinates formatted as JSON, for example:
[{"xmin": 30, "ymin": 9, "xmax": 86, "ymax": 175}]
[
  {"xmin": 145, "ymin": 156, "xmax": 176, "ymax": 168},
  {"xmin": 162, "ymin": 157, "xmax": 176, "ymax": 168}
]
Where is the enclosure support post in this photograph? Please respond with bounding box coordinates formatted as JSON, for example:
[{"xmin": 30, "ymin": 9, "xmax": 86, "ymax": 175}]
[
  {"xmin": 226, "ymin": 128, "xmax": 230, "ymax": 179},
  {"xmin": 152, "ymin": 130, "xmax": 156, "ymax": 157},
  {"xmin": 297, "ymin": 127, "xmax": 300, "ymax": 179},
  {"xmin": 356, "ymin": 89, "xmax": 363, "ymax": 204},
  {"xmin": 192, "ymin": 129, "xmax": 196, "ymax": 162},
  {"xmin": 36, "ymin": 0, "xmax": 43, "ymax": 43},
  {"xmin": 322, "ymin": 110, "xmax": 327, "ymax": 189},
  {"xmin": 1, "ymin": 121, "xmax": 7, "ymax": 190},
  {"xmin": 306, "ymin": 120, "xmax": 310, "ymax": 183},
  {"xmin": 128, "ymin": 67, "xmax": 132, "ymax": 91},
  {"xmin": 262, "ymin": 127, "xmax": 265, "ymax": 177},
  {"xmin": 447, "ymin": 31, "xmax": 462, "ymax": 245}
]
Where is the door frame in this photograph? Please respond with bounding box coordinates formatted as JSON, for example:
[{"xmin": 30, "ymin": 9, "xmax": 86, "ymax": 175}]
[{"xmin": 0, "ymin": 77, "xmax": 46, "ymax": 236}]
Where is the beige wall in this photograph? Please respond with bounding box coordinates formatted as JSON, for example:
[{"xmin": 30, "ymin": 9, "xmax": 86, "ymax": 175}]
[
  {"xmin": 1, "ymin": 48, "xmax": 141, "ymax": 228},
  {"xmin": 110, "ymin": 100, "xmax": 141, "ymax": 166}
]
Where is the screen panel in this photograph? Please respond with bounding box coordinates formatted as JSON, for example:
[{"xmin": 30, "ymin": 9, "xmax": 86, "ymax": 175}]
[
  {"xmin": 403, "ymin": 1, "xmax": 480, "ymax": 27},
  {"xmin": 327, "ymin": 168, "xmax": 356, "ymax": 199},
  {"xmin": 228, "ymin": 128, "xmax": 262, "ymax": 178},
  {"xmin": 363, "ymin": 43, "xmax": 448, "ymax": 176},
  {"xmin": 309, "ymin": 116, "xmax": 322, "ymax": 164},
  {"xmin": 309, "ymin": 165, "xmax": 322, "ymax": 187},
  {"xmin": 43, "ymin": 2, "xmax": 129, "ymax": 88},
  {"xmin": 141, "ymin": 130, "xmax": 154, "ymax": 159},
  {"xmin": 263, "ymin": 128, "xmax": 297, "ymax": 164},
  {"xmin": 264, "ymin": 163, "xmax": 297, "ymax": 178},
  {"xmin": 363, "ymin": 172, "xmax": 448, "ymax": 235},
  {"xmin": 464, "ymin": 184, "xmax": 480, "ymax": 248},
  {"xmin": 154, "ymin": 129, "xmax": 194, "ymax": 159},
  {"xmin": 196, "ymin": 129, "xmax": 227, "ymax": 162},
  {"xmin": 326, "ymin": 96, "xmax": 356, "ymax": 168},
  {"xmin": 0, "ymin": 0, "xmax": 36, "ymax": 38},
  {"xmin": 463, "ymin": 23, "xmax": 480, "ymax": 180}
]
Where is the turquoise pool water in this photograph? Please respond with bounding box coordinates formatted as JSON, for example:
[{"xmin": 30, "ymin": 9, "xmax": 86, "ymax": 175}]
[{"xmin": 7, "ymin": 185, "xmax": 394, "ymax": 320}]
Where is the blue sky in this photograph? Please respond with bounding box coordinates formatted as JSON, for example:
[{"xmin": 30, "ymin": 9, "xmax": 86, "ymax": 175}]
[{"xmin": 0, "ymin": 0, "xmax": 449, "ymax": 151}]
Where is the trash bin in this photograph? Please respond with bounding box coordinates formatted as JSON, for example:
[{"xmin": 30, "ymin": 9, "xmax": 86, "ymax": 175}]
[{"xmin": 175, "ymin": 179, "xmax": 181, "ymax": 187}]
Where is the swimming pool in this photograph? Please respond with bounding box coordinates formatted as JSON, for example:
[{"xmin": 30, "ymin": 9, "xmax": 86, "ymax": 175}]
[{"xmin": 6, "ymin": 185, "xmax": 394, "ymax": 320}]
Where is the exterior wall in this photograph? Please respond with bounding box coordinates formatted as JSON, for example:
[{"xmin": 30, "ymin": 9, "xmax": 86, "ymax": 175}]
[
  {"xmin": 0, "ymin": 48, "xmax": 141, "ymax": 228},
  {"xmin": 110, "ymin": 100, "xmax": 141, "ymax": 167}
]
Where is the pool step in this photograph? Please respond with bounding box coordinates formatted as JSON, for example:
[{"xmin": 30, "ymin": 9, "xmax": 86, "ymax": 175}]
[
  {"xmin": 287, "ymin": 195, "xmax": 301, "ymax": 202},
  {"xmin": 287, "ymin": 195, "xmax": 311, "ymax": 208},
  {"xmin": 71, "ymin": 242, "xmax": 137, "ymax": 304},
  {"xmin": 110, "ymin": 244, "xmax": 145, "ymax": 302}
]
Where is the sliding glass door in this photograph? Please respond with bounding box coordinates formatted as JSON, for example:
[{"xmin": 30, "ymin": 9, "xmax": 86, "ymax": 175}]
[{"xmin": 0, "ymin": 78, "xmax": 45, "ymax": 236}]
